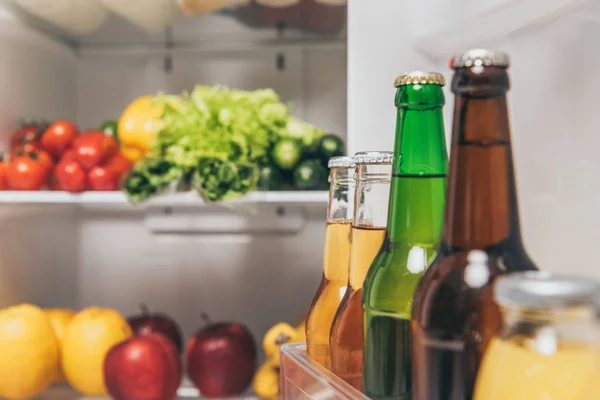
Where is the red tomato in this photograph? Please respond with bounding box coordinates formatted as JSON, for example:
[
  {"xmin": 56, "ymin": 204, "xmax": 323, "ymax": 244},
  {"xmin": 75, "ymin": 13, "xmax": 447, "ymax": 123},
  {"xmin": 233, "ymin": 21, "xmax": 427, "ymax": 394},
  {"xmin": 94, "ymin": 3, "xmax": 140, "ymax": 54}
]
[
  {"xmin": 54, "ymin": 161, "xmax": 86, "ymax": 193},
  {"xmin": 73, "ymin": 131, "xmax": 118, "ymax": 171},
  {"xmin": 103, "ymin": 152, "xmax": 131, "ymax": 182},
  {"xmin": 6, "ymin": 154, "xmax": 48, "ymax": 191},
  {"xmin": 59, "ymin": 148, "xmax": 78, "ymax": 165},
  {"xmin": 0, "ymin": 162, "xmax": 7, "ymax": 190},
  {"xmin": 11, "ymin": 147, "xmax": 54, "ymax": 175},
  {"xmin": 88, "ymin": 165, "xmax": 118, "ymax": 191},
  {"xmin": 40, "ymin": 120, "xmax": 79, "ymax": 159},
  {"xmin": 10, "ymin": 124, "xmax": 44, "ymax": 150},
  {"xmin": 9, "ymin": 142, "xmax": 41, "ymax": 162}
]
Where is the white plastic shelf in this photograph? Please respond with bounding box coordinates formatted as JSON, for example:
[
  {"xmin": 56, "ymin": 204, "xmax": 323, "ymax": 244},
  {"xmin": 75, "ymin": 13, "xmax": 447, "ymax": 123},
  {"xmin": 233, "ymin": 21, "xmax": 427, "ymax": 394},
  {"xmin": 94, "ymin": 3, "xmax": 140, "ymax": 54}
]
[
  {"xmin": 0, "ymin": 190, "xmax": 329, "ymax": 207},
  {"xmin": 416, "ymin": 0, "xmax": 588, "ymax": 59}
]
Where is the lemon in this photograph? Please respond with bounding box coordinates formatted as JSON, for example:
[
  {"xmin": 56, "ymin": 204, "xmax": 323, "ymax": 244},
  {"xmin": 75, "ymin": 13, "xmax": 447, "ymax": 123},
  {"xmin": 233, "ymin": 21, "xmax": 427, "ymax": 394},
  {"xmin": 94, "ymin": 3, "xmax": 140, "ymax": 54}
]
[
  {"xmin": 44, "ymin": 308, "xmax": 75, "ymax": 383},
  {"xmin": 0, "ymin": 304, "xmax": 60, "ymax": 400},
  {"xmin": 62, "ymin": 307, "xmax": 132, "ymax": 396}
]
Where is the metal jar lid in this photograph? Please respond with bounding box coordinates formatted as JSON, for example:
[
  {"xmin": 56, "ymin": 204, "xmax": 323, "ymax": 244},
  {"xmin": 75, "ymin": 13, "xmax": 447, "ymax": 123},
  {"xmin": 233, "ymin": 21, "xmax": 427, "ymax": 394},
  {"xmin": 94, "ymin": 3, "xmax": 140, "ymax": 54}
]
[
  {"xmin": 328, "ymin": 156, "xmax": 356, "ymax": 169},
  {"xmin": 495, "ymin": 271, "xmax": 600, "ymax": 310},
  {"xmin": 353, "ymin": 151, "xmax": 393, "ymax": 165},
  {"xmin": 451, "ymin": 49, "xmax": 510, "ymax": 69},
  {"xmin": 394, "ymin": 71, "xmax": 445, "ymax": 87}
]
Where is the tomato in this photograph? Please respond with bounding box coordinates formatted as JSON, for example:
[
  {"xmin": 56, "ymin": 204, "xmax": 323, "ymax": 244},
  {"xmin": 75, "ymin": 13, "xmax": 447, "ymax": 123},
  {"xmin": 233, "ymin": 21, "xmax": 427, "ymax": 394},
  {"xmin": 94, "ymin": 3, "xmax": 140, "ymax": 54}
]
[
  {"xmin": 73, "ymin": 131, "xmax": 118, "ymax": 171},
  {"xmin": 6, "ymin": 154, "xmax": 48, "ymax": 191},
  {"xmin": 10, "ymin": 124, "xmax": 45, "ymax": 150},
  {"xmin": 11, "ymin": 147, "xmax": 54, "ymax": 174},
  {"xmin": 0, "ymin": 162, "xmax": 7, "ymax": 190},
  {"xmin": 40, "ymin": 120, "xmax": 79, "ymax": 159},
  {"xmin": 59, "ymin": 148, "xmax": 78, "ymax": 165},
  {"xmin": 54, "ymin": 161, "xmax": 86, "ymax": 193},
  {"xmin": 9, "ymin": 142, "xmax": 40, "ymax": 161},
  {"xmin": 104, "ymin": 152, "xmax": 131, "ymax": 182},
  {"xmin": 88, "ymin": 165, "xmax": 118, "ymax": 191}
]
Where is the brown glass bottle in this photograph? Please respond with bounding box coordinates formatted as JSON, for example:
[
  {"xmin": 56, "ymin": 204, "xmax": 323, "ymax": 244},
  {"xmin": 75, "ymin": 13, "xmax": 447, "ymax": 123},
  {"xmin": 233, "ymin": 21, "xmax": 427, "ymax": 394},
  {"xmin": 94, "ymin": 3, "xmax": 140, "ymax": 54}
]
[{"xmin": 411, "ymin": 50, "xmax": 539, "ymax": 400}]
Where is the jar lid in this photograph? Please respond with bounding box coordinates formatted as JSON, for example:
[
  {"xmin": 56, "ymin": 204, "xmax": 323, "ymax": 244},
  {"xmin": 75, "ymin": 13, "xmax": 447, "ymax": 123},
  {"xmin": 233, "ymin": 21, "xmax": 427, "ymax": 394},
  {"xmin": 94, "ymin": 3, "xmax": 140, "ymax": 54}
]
[
  {"xmin": 328, "ymin": 156, "xmax": 355, "ymax": 169},
  {"xmin": 353, "ymin": 151, "xmax": 393, "ymax": 165},
  {"xmin": 495, "ymin": 271, "xmax": 600, "ymax": 310},
  {"xmin": 450, "ymin": 49, "xmax": 510, "ymax": 69},
  {"xmin": 394, "ymin": 71, "xmax": 445, "ymax": 87}
]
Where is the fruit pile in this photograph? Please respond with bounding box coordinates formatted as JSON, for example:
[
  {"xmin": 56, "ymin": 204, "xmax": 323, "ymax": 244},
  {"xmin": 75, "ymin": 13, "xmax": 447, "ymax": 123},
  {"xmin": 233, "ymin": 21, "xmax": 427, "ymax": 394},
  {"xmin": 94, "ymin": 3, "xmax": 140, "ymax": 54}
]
[
  {"xmin": 253, "ymin": 317, "xmax": 307, "ymax": 400},
  {"xmin": 0, "ymin": 304, "xmax": 257, "ymax": 400},
  {"xmin": 0, "ymin": 120, "xmax": 131, "ymax": 192}
]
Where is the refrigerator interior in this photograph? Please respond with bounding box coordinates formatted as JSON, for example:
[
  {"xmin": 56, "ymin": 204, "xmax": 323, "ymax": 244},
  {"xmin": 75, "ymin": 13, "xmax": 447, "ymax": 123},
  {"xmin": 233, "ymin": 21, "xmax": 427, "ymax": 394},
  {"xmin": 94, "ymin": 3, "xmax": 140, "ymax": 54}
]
[
  {"xmin": 0, "ymin": 0, "xmax": 600, "ymax": 396},
  {"xmin": 0, "ymin": 0, "xmax": 347, "ymax": 346}
]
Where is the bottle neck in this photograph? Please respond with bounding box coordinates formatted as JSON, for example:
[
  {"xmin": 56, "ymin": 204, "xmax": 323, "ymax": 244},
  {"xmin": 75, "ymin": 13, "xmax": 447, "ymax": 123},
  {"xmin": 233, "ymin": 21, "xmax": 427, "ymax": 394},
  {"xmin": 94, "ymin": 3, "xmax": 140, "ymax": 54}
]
[
  {"xmin": 442, "ymin": 88, "xmax": 522, "ymax": 249},
  {"xmin": 387, "ymin": 86, "xmax": 448, "ymax": 244},
  {"xmin": 328, "ymin": 167, "xmax": 355, "ymax": 223}
]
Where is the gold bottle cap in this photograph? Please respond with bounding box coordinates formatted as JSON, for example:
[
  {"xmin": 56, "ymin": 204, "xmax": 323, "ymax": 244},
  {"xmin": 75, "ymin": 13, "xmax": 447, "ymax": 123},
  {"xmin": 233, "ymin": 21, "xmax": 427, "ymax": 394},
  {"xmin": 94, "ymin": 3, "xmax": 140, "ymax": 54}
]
[{"xmin": 394, "ymin": 71, "xmax": 445, "ymax": 88}]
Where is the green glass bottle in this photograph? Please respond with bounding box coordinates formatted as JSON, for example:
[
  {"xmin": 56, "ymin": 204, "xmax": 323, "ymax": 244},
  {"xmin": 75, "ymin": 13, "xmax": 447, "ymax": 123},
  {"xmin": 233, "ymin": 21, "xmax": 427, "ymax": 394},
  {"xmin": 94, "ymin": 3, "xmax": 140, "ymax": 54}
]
[{"xmin": 362, "ymin": 71, "xmax": 448, "ymax": 400}]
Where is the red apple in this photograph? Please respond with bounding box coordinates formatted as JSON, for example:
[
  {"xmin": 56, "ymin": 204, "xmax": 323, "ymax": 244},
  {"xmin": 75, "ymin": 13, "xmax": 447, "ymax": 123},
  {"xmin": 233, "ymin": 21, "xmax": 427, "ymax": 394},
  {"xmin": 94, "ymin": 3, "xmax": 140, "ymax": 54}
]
[
  {"xmin": 104, "ymin": 333, "xmax": 181, "ymax": 400},
  {"xmin": 128, "ymin": 304, "xmax": 183, "ymax": 353},
  {"xmin": 186, "ymin": 314, "xmax": 257, "ymax": 398}
]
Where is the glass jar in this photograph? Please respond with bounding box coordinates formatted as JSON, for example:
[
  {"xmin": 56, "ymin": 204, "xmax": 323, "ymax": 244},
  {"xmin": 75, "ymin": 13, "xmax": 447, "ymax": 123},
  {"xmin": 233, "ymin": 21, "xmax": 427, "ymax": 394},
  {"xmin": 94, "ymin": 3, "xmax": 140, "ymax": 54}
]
[{"xmin": 474, "ymin": 271, "xmax": 600, "ymax": 400}]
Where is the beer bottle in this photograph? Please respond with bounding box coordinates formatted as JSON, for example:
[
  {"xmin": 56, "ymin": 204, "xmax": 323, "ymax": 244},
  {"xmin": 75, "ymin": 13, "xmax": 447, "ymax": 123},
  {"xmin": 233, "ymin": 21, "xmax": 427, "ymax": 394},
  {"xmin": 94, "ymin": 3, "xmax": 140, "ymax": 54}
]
[
  {"xmin": 362, "ymin": 71, "xmax": 448, "ymax": 399},
  {"xmin": 330, "ymin": 151, "xmax": 393, "ymax": 391},
  {"xmin": 306, "ymin": 156, "xmax": 355, "ymax": 368},
  {"xmin": 411, "ymin": 50, "xmax": 539, "ymax": 400}
]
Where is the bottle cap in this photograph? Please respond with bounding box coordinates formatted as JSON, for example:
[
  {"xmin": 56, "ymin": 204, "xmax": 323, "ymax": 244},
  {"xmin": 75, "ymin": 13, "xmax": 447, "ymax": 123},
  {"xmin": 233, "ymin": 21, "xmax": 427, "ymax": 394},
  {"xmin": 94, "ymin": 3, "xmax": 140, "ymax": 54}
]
[
  {"xmin": 353, "ymin": 151, "xmax": 393, "ymax": 165},
  {"xmin": 394, "ymin": 71, "xmax": 445, "ymax": 87},
  {"xmin": 328, "ymin": 156, "xmax": 355, "ymax": 169},
  {"xmin": 450, "ymin": 49, "xmax": 510, "ymax": 69},
  {"xmin": 495, "ymin": 271, "xmax": 600, "ymax": 310}
]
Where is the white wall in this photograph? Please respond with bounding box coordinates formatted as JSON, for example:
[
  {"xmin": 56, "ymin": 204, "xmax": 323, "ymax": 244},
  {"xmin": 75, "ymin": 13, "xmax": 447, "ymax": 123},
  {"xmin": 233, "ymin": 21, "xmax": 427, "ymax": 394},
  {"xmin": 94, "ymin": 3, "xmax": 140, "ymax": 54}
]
[{"xmin": 348, "ymin": 0, "xmax": 600, "ymax": 278}]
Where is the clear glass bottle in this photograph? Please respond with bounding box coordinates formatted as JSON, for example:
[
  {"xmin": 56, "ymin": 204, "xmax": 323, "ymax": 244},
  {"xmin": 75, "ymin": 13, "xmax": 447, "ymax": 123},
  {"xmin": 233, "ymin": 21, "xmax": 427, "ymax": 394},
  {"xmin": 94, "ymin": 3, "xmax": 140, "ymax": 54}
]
[
  {"xmin": 306, "ymin": 156, "xmax": 356, "ymax": 368},
  {"xmin": 475, "ymin": 271, "xmax": 600, "ymax": 400},
  {"xmin": 330, "ymin": 151, "xmax": 392, "ymax": 390}
]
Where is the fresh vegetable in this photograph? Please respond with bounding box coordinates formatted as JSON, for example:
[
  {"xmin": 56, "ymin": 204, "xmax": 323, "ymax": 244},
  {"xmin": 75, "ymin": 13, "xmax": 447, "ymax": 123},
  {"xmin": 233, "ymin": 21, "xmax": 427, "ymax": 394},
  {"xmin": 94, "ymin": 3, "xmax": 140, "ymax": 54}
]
[
  {"xmin": 104, "ymin": 153, "xmax": 131, "ymax": 182},
  {"xmin": 54, "ymin": 161, "xmax": 86, "ymax": 193},
  {"xmin": 123, "ymin": 158, "xmax": 183, "ymax": 203},
  {"xmin": 73, "ymin": 132, "xmax": 118, "ymax": 171},
  {"xmin": 271, "ymin": 139, "xmax": 302, "ymax": 171},
  {"xmin": 293, "ymin": 159, "xmax": 329, "ymax": 190},
  {"xmin": 258, "ymin": 163, "xmax": 285, "ymax": 191},
  {"xmin": 6, "ymin": 153, "xmax": 47, "ymax": 191},
  {"xmin": 316, "ymin": 134, "xmax": 344, "ymax": 164},
  {"xmin": 0, "ymin": 161, "xmax": 7, "ymax": 190},
  {"xmin": 99, "ymin": 120, "xmax": 119, "ymax": 143},
  {"xmin": 122, "ymin": 85, "xmax": 339, "ymax": 202},
  {"xmin": 88, "ymin": 166, "xmax": 118, "ymax": 191},
  {"xmin": 40, "ymin": 120, "xmax": 79, "ymax": 159},
  {"xmin": 118, "ymin": 96, "xmax": 164, "ymax": 162},
  {"xmin": 11, "ymin": 147, "xmax": 54, "ymax": 175},
  {"xmin": 9, "ymin": 142, "xmax": 41, "ymax": 162},
  {"xmin": 10, "ymin": 121, "xmax": 47, "ymax": 150}
]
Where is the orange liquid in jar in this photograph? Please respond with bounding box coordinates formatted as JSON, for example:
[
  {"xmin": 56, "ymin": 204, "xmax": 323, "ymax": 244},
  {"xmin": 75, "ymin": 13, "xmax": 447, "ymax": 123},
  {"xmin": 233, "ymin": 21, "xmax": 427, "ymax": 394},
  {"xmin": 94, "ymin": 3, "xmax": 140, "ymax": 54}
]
[
  {"xmin": 306, "ymin": 221, "xmax": 352, "ymax": 368},
  {"xmin": 474, "ymin": 336, "xmax": 600, "ymax": 400}
]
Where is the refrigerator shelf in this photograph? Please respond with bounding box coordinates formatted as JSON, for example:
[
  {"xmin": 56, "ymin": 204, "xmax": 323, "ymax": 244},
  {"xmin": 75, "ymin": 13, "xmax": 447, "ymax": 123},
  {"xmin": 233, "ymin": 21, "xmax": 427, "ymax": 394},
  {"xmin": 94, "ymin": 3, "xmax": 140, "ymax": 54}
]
[
  {"xmin": 0, "ymin": 190, "xmax": 329, "ymax": 207},
  {"xmin": 37, "ymin": 383, "xmax": 258, "ymax": 399}
]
